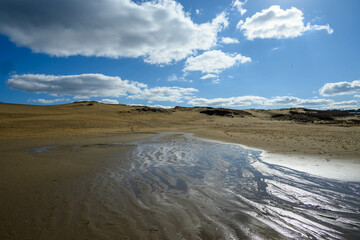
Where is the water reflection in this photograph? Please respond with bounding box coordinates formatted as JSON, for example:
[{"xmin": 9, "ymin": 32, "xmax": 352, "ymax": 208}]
[{"xmin": 112, "ymin": 133, "xmax": 360, "ymax": 239}]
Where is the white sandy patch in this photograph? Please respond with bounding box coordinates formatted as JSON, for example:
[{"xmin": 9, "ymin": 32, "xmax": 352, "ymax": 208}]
[{"xmin": 259, "ymin": 152, "xmax": 360, "ymax": 182}]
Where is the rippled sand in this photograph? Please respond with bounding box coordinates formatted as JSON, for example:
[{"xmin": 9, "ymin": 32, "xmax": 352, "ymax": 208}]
[{"xmin": 1, "ymin": 133, "xmax": 360, "ymax": 239}]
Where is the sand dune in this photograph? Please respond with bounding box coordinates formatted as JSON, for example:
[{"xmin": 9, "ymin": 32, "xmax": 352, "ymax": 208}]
[{"xmin": 1, "ymin": 101, "xmax": 359, "ymax": 159}]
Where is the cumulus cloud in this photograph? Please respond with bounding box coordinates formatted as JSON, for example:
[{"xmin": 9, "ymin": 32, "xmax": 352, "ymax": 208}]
[
  {"xmin": 100, "ymin": 99, "xmax": 119, "ymax": 104},
  {"xmin": 7, "ymin": 73, "xmax": 197, "ymax": 103},
  {"xmin": 237, "ymin": 5, "xmax": 333, "ymax": 40},
  {"xmin": 233, "ymin": 0, "xmax": 247, "ymax": 16},
  {"xmin": 188, "ymin": 95, "xmax": 358, "ymax": 109},
  {"xmin": 184, "ymin": 50, "xmax": 251, "ymax": 74},
  {"xmin": 327, "ymin": 100, "xmax": 358, "ymax": 109},
  {"xmin": 221, "ymin": 37, "xmax": 239, "ymax": 44},
  {"xmin": 189, "ymin": 96, "xmax": 267, "ymax": 107},
  {"xmin": 129, "ymin": 86, "xmax": 197, "ymax": 103},
  {"xmin": 148, "ymin": 104, "xmax": 173, "ymax": 109},
  {"xmin": 319, "ymin": 80, "xmax": 360, "ymax": 96},
  {"xmin": 0, "ymin": 0, "xmax": 228, "ymax": 65},
  {"xmin": 7, "ymin": 73, "xmax": 144, "ymax": 98},
  {"xmin": 265, "ymin": 96, "xmax": 333, "ymax": 107},
  {"xmin": 212, "ymin": 12, "xmax": 229, "ymax": 30},
  {"xmin": 265, "ymin": 96, "xmax": 358, "ymax": 109},
  {"xmin": 308, "ymin": 24, "xmax": 334, "ymax": 34},
  {"xmin": 29, "ymin": 98, "xmax": 70, "ymax": 104}
]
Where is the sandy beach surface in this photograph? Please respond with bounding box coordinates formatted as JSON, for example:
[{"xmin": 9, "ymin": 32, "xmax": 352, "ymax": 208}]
[
  {"xmin": 1, "ymin": 102, "xmax": 360, "ymax": 239},
  {"xmin": 1, "ymin": 101, "xmax": 359, "ymax": 159}
]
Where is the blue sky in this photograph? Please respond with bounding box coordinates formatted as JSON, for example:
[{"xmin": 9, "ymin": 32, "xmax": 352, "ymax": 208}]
[{"xmin": 0, "ymin": 0, "xmax": 359, "ymax": 109}]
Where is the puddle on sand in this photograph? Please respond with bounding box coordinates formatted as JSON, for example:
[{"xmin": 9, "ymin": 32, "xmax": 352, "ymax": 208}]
[{"xmin": 85, "ymin": 133, "xmax": 360, "ymax": 240}]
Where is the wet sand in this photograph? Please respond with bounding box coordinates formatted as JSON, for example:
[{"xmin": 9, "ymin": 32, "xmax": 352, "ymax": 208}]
[
  {"xmin": 1, "ymin": 102, "xmax": 360, "ymax": 239},
  {"xmin": 0, "ymin": 133, "xmax": 156, "ymax": 239},
  {"xmin": 1, "ymin": 133, "xmax": 360, "ymax": 239}
]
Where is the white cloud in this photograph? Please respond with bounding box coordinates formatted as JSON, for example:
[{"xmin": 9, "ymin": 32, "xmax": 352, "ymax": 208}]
[
  {"xmin": 7, "ymin": 73, "xmax": 144, "ymax": 98},
  {"xmin": 189, "ymin": 96, "xmax": 267, "ymax": 107},
  {"xmin": 127, "ymin": 104, "xmax": 143, "ymax": 107},
  {"xmin": 307, "ymin": 24, "xmax": 334, "ymax": 34},
  {"xmin": 319, "ymin": 80, "xmax": 360, "ymax": 96},
  {"xmin": 188, "ymin": 95, "xmax": 358, "ymax": 109},
  {"xmin": 184, "ymin": 50, "xmax": 251, "ymax": 74},
  {"xmin": 265, "ymin": 96, "xmax": 333, "ymax": 107},
  {"xmin": 355, "ymin": 95, "xmax": 360, "ymax": 98},
  {"xmin": 168, "ymin": 74, "xmax": 179, "ymax": 82},
  {"xmin": 196, "ymin": 9, "xmax": 200, "ymax": 15},
  {"xmin": 128, "ymin": 86, "xmax": 198, "ymax": 103},
  {"xmin": 212, "ymin": 12, "xmax": 229, "ymax": 30},
  {"xmin": 237, "ymin": 5, "xmax": 333, "ymax": 40},
  {"xmin": 7, "ymin": 73, "xmax": 198, "ymax": 103},
  {"xmin": 200, "ymin": 74, "xmax": 218, "ymax": 80},
  {"xmin": 221, "ymin": 37, "xmax": 239, "ymax": 44},
  {"xmin": 327, "ymin": 100, "xmax": 358, "ymax": 110},
  {"xmin": 29, "ymin": 98, "xmax": 70, "ymax": 104},
  {"xmin": 265, "ymin": 96, "xmax": 358, "ymax": 109},
  {"xmin": 167, "ymin": 74, "xmax": 190, "ymax": 82},
  {"xmin": 0, "ymin": 0, "xmax": 228, "ymax": 65},
  {"xmin": 148, "ymin": 104, "xmax": 173, "ymax": 109},
  {"xmin": 100, "ymin": 99, "xmax": 119, "ymax": 104},
  {"xmin": 233, "ymin": 0, "xmax": 247, "ymax": 16}
]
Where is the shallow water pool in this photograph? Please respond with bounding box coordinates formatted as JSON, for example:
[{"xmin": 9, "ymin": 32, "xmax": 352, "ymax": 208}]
[
  {"xmin": 94, "ymin": 133, "xmax": 360, "ymax": 239},
  {"xmin": 23, "ymin": 133, "xmax": 360, "ymax": 239}
]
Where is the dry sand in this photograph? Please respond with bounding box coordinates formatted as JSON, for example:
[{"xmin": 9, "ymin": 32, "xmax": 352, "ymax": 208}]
[
  {"xmin": 1, "ymin": 101, "xmax": 359, "ymax": 159},
  {"xmin": 0, "ymin": 101, "xmax": 359, "ymax": 239}
]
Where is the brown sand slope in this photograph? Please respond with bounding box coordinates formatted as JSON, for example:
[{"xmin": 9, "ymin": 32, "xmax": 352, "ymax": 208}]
[{"xmin": 1, "ymin": 101, "xmax": 359, "ymax": 160}]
